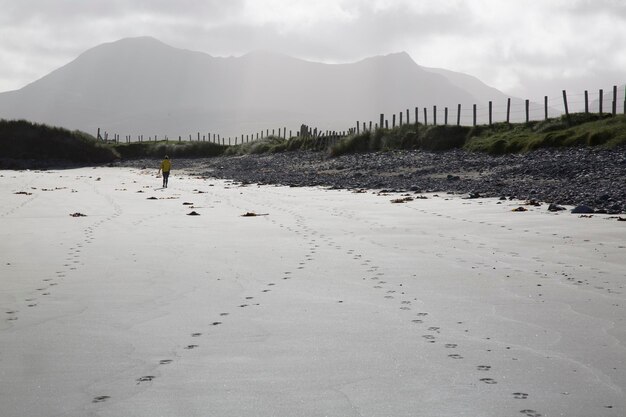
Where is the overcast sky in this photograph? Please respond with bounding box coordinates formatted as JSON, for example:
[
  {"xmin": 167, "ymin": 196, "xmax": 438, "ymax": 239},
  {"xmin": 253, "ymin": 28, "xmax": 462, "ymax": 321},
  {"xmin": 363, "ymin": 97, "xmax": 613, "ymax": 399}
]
[{"xmin": 1, "ymin": 0, "xmax": 624, "ymax": 101}]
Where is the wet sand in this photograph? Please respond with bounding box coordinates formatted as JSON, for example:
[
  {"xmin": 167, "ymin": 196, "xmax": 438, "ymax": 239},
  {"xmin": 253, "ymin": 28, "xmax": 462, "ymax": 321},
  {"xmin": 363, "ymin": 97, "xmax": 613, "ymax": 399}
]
[{"xmin": 1, "ymin": 167, "xmax": 625, "ymax": 417}]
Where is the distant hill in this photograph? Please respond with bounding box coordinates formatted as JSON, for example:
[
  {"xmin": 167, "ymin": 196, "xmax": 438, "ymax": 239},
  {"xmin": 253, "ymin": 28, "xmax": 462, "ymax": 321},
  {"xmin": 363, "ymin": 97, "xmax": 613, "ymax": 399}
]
[{"xmin": 0, "ymin": 37, "xmax": 535, "ymax": 138}]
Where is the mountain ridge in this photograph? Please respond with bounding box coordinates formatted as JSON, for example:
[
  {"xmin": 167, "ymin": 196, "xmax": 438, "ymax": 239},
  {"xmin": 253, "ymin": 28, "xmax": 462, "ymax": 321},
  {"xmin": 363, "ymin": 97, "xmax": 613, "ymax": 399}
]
[{"xmin": 0, "ymin": 37, "xmax": 521, "ymax": 137}]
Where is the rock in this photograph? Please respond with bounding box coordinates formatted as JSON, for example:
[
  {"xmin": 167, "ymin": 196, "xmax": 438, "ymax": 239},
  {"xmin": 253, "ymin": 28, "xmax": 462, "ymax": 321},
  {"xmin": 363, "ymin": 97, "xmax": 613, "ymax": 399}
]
[
  {"xmin": 446, "ymin": 174, "xmax": 461, "ymax": 181},
  {"xmin": 548, "ymin": 203, "xmax": 566, "ymax": 212},
  {"xmin": 571, "ymin": 205, "xmax": 594, "ymax": 214}
]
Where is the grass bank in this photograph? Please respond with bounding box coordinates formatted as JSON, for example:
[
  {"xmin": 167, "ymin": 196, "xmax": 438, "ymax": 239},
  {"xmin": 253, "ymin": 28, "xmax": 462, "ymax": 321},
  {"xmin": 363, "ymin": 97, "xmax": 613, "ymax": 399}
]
[
  {"xmin": 0, "ymin": 119, "xmax": 119, "ymax": 167},
  {"xmin": 329, "ymin": 113, "xmax": 626, "ymax": 156},
  {"xmin": 2, "ymin": 113, "xmax": 624, "ymax": 168}
]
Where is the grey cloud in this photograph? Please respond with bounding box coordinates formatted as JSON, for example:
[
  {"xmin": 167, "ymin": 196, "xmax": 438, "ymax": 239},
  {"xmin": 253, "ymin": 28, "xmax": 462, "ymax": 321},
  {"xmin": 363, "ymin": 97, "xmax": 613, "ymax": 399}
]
[
  {"xmin": 175, "ymin": 2, "xmax": 478, "ymax": 62},
  {"xmin": 565, "ymin": 0, "xmax": 626, "ymax": 19},
  {"xmin": 1, "ymin": 0, "xmax": 244, "ymax": 22}
]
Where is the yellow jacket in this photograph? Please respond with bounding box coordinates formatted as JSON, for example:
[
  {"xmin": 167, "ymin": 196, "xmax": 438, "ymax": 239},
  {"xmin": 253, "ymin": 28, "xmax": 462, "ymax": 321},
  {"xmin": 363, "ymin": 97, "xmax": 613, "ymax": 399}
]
[{"xmin": 160, "ymin": 159, "xmax": 171, "ymax": 172}]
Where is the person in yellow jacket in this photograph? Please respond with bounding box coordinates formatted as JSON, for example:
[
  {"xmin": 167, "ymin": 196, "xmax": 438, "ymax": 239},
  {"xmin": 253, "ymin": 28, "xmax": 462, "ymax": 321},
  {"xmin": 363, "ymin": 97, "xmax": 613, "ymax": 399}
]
[{"xmin": 158, "ymin": 156, "xmax": 171, "ymax": 188}]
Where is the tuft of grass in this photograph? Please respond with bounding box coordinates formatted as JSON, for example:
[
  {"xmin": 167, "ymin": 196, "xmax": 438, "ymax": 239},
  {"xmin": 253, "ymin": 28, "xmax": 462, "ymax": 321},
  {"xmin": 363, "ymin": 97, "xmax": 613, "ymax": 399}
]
[
  {"xmin": 112, "ymin": 140, "xmax": 225, "ymax": 159},
  {"xmin": 419, "ymin": 125, "xmax": 469, "ymax": 151},
  {"xmin": 223, "ymin": 136, "xmax": 287, "ymax": 156},
  {"xmin": 466, "ymin": 113, "xmax": 626, "ymax": 154}
]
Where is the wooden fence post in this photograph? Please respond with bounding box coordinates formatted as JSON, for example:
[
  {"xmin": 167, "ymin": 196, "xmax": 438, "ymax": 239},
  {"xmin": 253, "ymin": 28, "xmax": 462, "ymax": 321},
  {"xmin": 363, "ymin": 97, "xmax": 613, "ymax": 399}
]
[
  {"xmin": 506, "ymin": 98, "xmax": 511, "ymax": 123},
  {"xmin": 488, "ymin": 101, "xmax": 492, "ymax": 125},
  {"xmin": 525, "ymin": 100, "xmax": 529, "ymax": 123},
  {"xmin": 457, "ymin": 104, "xmax": 461, "ymax": 126},
  {"xmin": 423, "ymin": 108, "xmax": 428, "ymax": 126},
  {"xmin": 624, "ymin": 85, "xmax": 626, "ymax": 114},
  {"xmin": 380, "ymin": 114, "xmax": 384, "ymax": 130},
  {"xmin": 392, "ymin": 114, "xmax": 396, "ymax": 128},
  {"xmin": 562, "ymin": 90, "xmax": 571, "ymax": 125},
  {"xmin": 472, "ymin": 104, "xmax": 476, "ymax": 126},
  {"xmin": 415, "ymin": 107, "xmax": 419, "ymax": 126},
  {"xmin": 385, "ymin": 120, "xmax": 389, "ymax": 129},
  {"xmin": 399, "ymin": 112, "xmax": 403, "ymax": 126},
  {"xmin": 599, "ymin": 89, "xmax": 603, "ymax": 114},
  {"xmin": 584, "ymin": 90, "xmax": 589, "ymax": 113},
  {"xmin": 544, "ymin": 96, "xmax": 548, "ymax": 120},
  {"xmin": 444, "ymin": 107, "xmax": 448, "ymax": 125},
  {"xmin": 612, "ymin": 85, "xmax": 617, "ymax": 116},
  {"xmin": 433, "ymin": 105, "xmax": 437, "ymax": 125}
]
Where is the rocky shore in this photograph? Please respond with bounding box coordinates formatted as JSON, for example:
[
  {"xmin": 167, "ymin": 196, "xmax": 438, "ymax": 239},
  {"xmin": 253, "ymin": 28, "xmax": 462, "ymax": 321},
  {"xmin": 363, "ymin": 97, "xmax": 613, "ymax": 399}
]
[{"xmin": 120, "ymin": 147, "xmax": 626, "ymax": 214}]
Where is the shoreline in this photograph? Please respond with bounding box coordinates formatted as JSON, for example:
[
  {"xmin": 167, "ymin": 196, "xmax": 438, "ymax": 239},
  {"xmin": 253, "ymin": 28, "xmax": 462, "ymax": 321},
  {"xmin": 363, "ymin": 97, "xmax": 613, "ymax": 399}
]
[{"xmin": 118, "ymin": 147, "xmax": 626, "ymax": 213}]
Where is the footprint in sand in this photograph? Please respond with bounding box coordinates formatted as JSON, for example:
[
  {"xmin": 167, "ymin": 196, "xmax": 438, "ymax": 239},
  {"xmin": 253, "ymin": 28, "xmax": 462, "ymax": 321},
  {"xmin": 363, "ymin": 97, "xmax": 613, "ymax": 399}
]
[
  {"xmin": 477, "ymin": 365, "xmax": 491, "ymax": 371},
  {"xmin": 445, "ymin": 344, "xmax": 458, "ymax": 348},
  {"xmin": 220, "ymin": 313, "xmax": 229, "ymax": 316},
  {"xmin": 520, "ymin": 410, "xmax": 542, "ymax": 417},
  {"xmin": 480, "ymin": 378, "xmax": 497, "ymax": 384},
  {"xmin": 92, "ymin": 395, "xmax": 110, "ymax": 403},
  {"xmin": 412, "ymin": 319, "xmax": 423, "ymax": 324},
  {"xmin": 211, "ymin": 321, "xmax": 222, "ymax": 326},
  {"xmin": 513, "ymin": 393, "xmax": 529, "ymax": 399},
  {"xmin": 136, "ymin": 376, "xmax": 155, "ymax": 383},
  {"xmin": 191, "ymin": 333, "xmax": 202, "ymax": 337},
  {"xmin": 159, "ymin": 359, "xmax": 173, "ymax": 365},
  {"xmin": 184, "ymin": 345, "xmax": 198, "ymax": 350},
  {"xmin": 448, "ymin": 354, "xmax": 464, "ymax": 359}
]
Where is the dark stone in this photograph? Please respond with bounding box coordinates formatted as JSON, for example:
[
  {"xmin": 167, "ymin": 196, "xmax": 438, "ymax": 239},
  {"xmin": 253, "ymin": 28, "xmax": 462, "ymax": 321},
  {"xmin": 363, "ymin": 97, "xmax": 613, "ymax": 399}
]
[
  {"xmin": 571, "ymin": 205, "xmax": 594, "ymax": 214},
  {"xmin": 548, "ymin": 203, "xmax": 566, "ymax": 212}
]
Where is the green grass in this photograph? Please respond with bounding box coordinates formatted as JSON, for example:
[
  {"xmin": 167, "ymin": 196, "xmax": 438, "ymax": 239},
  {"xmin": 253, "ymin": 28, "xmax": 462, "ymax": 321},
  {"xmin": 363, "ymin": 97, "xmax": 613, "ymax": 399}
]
[
  {"xmin": 111, "ymin": 140, "xmax": 226, "ymax": 159},
  {"xmin": 465, "ymin": 113, "xmax": 626, "ymax": 154},
  {"xmin": 3, "ymin": 113, "xmax": 625, "ymax": 167},
  {"xmin": 222, "ymin": 136, "xmax": 287, "ymax": 156},
  {"xmin": 329, "ymin": 113, "xmax": 626, "ymax": 156},
  {"xmin": 0, "ymin": 119, "xmax": 119, "ymax": 164}
]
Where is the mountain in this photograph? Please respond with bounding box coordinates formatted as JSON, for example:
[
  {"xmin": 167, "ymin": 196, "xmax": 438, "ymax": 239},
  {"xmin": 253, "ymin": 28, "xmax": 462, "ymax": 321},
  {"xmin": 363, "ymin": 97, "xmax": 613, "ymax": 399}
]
[{"xmin": 0, "ymin": 37, "xmax": 531, "ymax": 138}]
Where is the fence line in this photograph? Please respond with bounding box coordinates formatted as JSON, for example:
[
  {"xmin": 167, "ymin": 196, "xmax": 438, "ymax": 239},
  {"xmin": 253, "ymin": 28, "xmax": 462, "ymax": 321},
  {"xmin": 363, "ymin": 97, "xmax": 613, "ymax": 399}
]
[{"xmin": 97, "ymin": 84, "xmax": 625, "ymax": 146}]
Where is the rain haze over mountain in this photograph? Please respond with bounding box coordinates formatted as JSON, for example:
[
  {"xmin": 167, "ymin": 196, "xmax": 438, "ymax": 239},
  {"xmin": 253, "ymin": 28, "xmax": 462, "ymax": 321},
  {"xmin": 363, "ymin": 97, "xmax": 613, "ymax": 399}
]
[{"xmin": 0, "ymin": 1, "xmax": 624, "ymax": 136}]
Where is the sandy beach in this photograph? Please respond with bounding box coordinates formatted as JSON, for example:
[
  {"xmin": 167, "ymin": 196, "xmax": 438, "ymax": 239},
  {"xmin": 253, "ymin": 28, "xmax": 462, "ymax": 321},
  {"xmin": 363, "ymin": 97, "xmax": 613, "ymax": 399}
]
[{"xmin": 1, "ymin": 166, "xmax": 625, "ymax": 417}]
